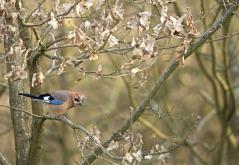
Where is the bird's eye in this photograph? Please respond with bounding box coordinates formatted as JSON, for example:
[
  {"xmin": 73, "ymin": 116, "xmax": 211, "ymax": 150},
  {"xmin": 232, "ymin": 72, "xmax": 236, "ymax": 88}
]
[{"xmin": 75, "ymin": 98, "xmax": 79, "ymax": 102}]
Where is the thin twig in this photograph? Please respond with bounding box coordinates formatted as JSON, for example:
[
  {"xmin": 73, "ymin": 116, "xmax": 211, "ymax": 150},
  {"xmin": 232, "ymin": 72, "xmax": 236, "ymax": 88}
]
[
  {"xmin": 0, "ymin": 54, "xmax": 10, "ymax": 61},
  {"xmin": 0, "ymin": 105, "xmax": 43, "ymax": 118},
  {"xmin": 22, "ymin": 0, "xmax": 82, "ymax": 27},
  {"xmin": 80, "ymin": 2, "xmax": 239, "ymax": 164},
  {"xmin": 142, "ymin": 141, "xmax": 184, "ymax": 156},
  {"xmin": 0, "ymin": 152, "xmax": 11, "ymax": 165},
  {"xmin": 26, "ymin": 0, "xmax": 46, "ymax": 22},
  {"xmin": 0, "ymin": 104, "xmax": 122, "ymax": 161}
]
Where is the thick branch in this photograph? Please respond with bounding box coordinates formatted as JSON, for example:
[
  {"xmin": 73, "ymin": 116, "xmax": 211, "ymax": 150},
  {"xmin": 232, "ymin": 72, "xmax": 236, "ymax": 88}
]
[
  {"xmin": 0, "ymin": 104, "xmax": 89, "ymax": 135},
  {"xmin": 0, "ymin": 104, "xmax": 182, "ymax": 162},
  {"xmin": 80, "ymin": 2, "xmax": 239, "ymax": 164},
  {"xmin": 0, "ymin": 104, "xmax": 123, "ymax": 161},
  {"xmin": 0, "ymin": 152, "xmax": 11, "ymax": 165}
]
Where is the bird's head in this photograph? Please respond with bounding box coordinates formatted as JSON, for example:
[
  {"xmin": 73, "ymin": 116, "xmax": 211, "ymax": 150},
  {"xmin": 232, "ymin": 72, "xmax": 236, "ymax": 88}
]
[{"xmin": 72, "ymin": 92, "xmax": 86, "ymax": 106}]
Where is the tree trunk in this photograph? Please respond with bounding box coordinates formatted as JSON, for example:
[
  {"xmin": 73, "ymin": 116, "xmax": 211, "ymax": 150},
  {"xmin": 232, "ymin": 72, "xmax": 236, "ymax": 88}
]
[
  {"xmin": 15, "ymin": 10, "xmax": 45, "ymax": 165},
  {"xmin": 27, "ymin": 61, "xmax": 45, "ymax": 165},
  {"xmin": 3, "ymin": 1, "xmax": 45, "ymax": 164},
  {"xmin": 4, "ymin": 10, "xmax": 30, "ymax": 165}
]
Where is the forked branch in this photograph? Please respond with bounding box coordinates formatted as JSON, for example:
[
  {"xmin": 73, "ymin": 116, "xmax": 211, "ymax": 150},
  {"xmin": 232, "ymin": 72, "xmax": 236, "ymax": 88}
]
[{"xmin": 80, "ymin": 2, "xmax": 239, "ymax": 164}]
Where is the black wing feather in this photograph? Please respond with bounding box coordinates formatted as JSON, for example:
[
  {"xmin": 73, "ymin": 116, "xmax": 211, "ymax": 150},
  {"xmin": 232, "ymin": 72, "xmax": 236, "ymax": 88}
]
[
  {"xmin": 18, "ymin": 92, "xmax": 38, "ymax": 99},
  {"xmin": 38, "ymin": 93, "xmax": 55, "ymax": 100}
]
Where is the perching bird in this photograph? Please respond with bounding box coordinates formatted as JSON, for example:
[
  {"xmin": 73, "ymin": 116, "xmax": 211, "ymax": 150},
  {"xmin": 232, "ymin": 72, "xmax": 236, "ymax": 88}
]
[{"xmin": 19, "ymin": 90, "xmax": 86, "ymax": 115}]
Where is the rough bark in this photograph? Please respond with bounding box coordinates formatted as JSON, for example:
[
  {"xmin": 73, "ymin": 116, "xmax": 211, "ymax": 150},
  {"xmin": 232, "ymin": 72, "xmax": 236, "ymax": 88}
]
[
  {"xmin": 15, "ymin": 12, "xmax": 45, "ymax": 165},
  {"xmin": 27, "ymin": 60, "xmax": 45, "ymax": 165},
  {"xmin": 4, "ymin": 5, "xmax": 30, "ymax": 165},
  {"xmin": 14, "ymin": 1, "xmax": 45, "ymax": 164}
]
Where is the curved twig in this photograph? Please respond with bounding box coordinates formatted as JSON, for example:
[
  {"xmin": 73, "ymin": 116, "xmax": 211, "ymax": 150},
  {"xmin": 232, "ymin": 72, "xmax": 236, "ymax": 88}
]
[
  {"xmin": 0, "ymin": 152, "xmax": 11, "ymax": 165},
  {"xmin": 80, "ymin": 2, "xmax": 239, "ymax": 164}
]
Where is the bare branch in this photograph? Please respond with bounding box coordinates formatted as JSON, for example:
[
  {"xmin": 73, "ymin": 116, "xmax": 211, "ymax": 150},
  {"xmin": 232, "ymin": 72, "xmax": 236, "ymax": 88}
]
[
  {"xmin": 80, "ymin": 2, "xmax": 239, "ymax": 164},
  {"xmin": 26, "ymin": 0, "xmax": 47, "ymax": 22},
  {"xmin": 0, "ymin": 104, "xmax": 89, "ymax": 134},
  {"xmin": 0, "ymin": 104, "xmax": 122, "ymax": 161},
  {"xmin": 142, "ymin": 141, "xmax": 184, "ymax": 156},
  {"xmin": 0, "ymin": 54, "xmax": 10, "ymax": 62},
  {"xmin": 22, "ymin": 0, "xmax": 82, "ymax": 27},
  {"xmin": 0, "ymin": 152, "xmax": 11, "ymax": 165}
]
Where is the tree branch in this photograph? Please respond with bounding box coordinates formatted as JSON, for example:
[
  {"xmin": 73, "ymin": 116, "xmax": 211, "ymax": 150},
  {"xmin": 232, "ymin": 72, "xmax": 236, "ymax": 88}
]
[
  {"xmin": 22, "ymin": 0, "xmax": 82, "ymax": 27},
  {"xmin": 0, "ymin": 152, "xmax": 11, "ymax": 165},
  {"xmin": 0, "ymin": 104, "xmax": 122, "ymax": 161},
  {"xmin": 80, "ymin": 2, "xmax": 239, "ymax": 164},
  {"xmin": 0, "ymin": 104, "xmax": 88, "ymax": 134}
]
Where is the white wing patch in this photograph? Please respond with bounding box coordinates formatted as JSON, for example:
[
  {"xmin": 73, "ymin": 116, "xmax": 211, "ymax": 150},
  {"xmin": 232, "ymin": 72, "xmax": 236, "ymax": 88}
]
[
  {"xmin": 37, "ymin": 96, "xmax": 52, "ymax": 103},
  {"xmin": 43, "ymin": 96, "xmax": 51, "ymax": 101}
]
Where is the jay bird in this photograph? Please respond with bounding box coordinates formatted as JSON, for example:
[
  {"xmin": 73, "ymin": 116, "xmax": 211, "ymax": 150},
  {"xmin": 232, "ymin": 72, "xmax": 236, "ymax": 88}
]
[{"xmin": 19, "ymin": 90, "xmax": 86, "ymax": 115}]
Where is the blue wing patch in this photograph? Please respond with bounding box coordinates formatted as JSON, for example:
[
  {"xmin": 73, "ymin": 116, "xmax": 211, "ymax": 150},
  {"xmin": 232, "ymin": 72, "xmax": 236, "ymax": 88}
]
[
  {"xmin": 48, "ymin": 99, "xmax": 64, "ymax": 105},
  {"xmin": 35, "ymin": 93, "xmax": 64, "ymax": 105}
]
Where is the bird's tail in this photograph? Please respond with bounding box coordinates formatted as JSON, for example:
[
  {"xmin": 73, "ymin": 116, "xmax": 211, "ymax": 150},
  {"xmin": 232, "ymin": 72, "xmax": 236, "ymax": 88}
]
[{"xmin": 18, "ymin": 92, "xmax": 38, "ymax": 99}]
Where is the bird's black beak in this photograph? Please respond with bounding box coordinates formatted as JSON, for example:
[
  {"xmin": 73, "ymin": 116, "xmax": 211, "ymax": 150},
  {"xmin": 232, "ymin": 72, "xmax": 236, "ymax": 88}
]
[{"xmin": 76, "ymin": 96, "xmax": 86, "ymax": 106}]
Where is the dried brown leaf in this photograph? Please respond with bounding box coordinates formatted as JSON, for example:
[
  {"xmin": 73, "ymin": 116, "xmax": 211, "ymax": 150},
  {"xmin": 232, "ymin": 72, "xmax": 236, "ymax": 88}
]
[{"xmin": 31, "ymin": 72, "xmax": 45, "ymax": 87}]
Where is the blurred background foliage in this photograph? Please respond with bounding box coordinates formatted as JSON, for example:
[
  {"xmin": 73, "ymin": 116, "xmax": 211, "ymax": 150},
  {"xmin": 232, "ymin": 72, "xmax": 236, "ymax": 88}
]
[{"xmin": 0, "ymin": 0, "xmax": 239, "ymax": 164}]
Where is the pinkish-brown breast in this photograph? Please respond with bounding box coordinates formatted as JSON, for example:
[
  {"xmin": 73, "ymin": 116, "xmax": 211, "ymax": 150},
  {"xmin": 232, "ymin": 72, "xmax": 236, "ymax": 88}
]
[{"xmin": 47, "ymin": 90, "xmax": 74, "ymax": 115}]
